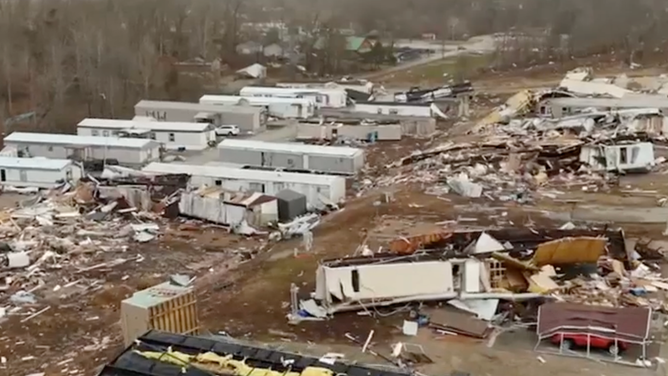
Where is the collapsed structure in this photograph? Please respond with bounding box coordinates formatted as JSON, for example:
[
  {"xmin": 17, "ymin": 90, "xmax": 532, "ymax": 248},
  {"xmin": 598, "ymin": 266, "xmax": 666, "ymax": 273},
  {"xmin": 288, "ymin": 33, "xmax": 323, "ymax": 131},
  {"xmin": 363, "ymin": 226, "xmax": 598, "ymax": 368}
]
[{"xmin": 309, "ymin": 228, "xmax": 629, "ymax": 314}]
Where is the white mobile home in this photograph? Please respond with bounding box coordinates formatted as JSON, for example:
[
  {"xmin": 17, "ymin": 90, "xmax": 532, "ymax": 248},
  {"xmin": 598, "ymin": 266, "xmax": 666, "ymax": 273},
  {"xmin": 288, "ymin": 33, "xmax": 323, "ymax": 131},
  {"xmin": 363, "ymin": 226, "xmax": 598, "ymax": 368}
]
[
  {"xmin": 77, "ymin": 118, "xmax": 216, "ymax": 151},
  {"xmin": 134, "ymin": 100, "xmax": 265, "ymax": 132},
  {"xmin": 142, "ymin": 162, "xmax": 346, "ymax": 208},
  {"xmin": 3, "ymin": 132, "xmax": 161, "ymax": 167},
  {"xmin": 216, "ymin": 139, "xmax": 364, "ymax": 175},
  {"xmin": 315, "ymin": 257, "xmax": 484, "ymax": 314},
  {"xmin": 239, "ymin": 86, "xmax": 347, "ymax": 108},
  {"xmin": 0, "ymin": 157, "xmax": 83, "ymax": 188},
  {"xmin": 580, "ymin": 142, "xmax": 655, "ymax": 172},
  {"xmin": 199, "ymin": 95, "xmax": 315, "ymax": 119},
  {"xmin": 352, "ymin": 102, "xmax": 435, "ymax": 117}
]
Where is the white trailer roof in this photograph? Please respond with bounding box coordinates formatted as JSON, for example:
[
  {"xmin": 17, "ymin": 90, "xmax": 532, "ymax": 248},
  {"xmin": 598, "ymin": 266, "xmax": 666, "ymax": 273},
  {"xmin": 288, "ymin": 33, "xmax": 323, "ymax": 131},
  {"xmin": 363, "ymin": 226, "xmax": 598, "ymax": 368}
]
[
  {"xmin": 0, "ymin": 157, "xmax": 72, "ymax": 170},
  {"xmin": 240, "ymin": 86, "xmax": 345, "ymax": 95},
  {"xmin": 142, "ymin": 162, "xmax": 343, "ymax": 186},
  {"xmin": 78, "ymin": 118, "xmax": 212, "ymax": 132},
  {"xmin": 4, "ymin": 132, "xmax": 158, "ymax": 149},
  {"xmin": 135, "ymin": 100, "xmax": 262, "ymax": 114},
  {"xmin": 217, "ymin": 139, "xmax": 362, "ymax": 157},
  {"xmin": 200, "ymin": 95, "xmax": 314, "ymax": 106}
]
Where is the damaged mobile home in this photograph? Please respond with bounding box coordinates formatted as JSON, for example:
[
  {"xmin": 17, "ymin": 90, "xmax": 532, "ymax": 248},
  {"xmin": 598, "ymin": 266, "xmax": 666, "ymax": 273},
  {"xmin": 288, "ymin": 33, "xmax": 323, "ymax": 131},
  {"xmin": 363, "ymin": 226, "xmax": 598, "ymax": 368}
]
[
  {"xmin": 310, "ymin": 228, "xmax": 627, "ymax": 314},
  {"xmin": 142, "ymin": 162, "xmax": 346, "ymax": 208},
  {"xmin": 179, "ymin": 187, "xmax": 278, "ymax": 227},
  {"xmin": 580, "ymin": 142, "xmax": 655, "ymax": 172}
]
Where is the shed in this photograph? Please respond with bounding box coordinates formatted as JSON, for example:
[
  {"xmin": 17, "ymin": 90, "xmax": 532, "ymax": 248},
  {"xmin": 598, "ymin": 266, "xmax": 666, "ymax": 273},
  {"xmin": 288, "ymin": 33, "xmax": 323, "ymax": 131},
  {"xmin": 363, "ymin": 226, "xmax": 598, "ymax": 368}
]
[
  {"xmin": 120, "ymin": 282, "xmax": 199, "ymax": 347},
  {"xmin": 275, "ymin": 189, "xmax": 307, "ymax": 221},
  {"xmin": 0, "ymin": 157, "xmax": 83, "ymax": 188},
  {"xmin": 3, "ymin": 132, "xmax": 161, "ymax": 167},
  {"xmin": 200, "ymin": 95, "xmax": 315, "ymax": 119},
  {"xmin": 77, "ymin": 118, "xmax": 216, "ymax": 151},
  {"xmin": 535, "ymin": 302, "xmax": 651, "ymax": 359},
  {"xmin": 134, "ymin": 100, "xmax": 265, "ymax": 133},
  {"xmin": 142, "ymin": 162, "xmax": 346, "ymax": 209},
  {"xmin": 216, "ymin": 139, "xmax": 365, "ymax": 175},
  {"xmin": 179, "ymin": 187, "xmax": 277, "ymax": 227}
]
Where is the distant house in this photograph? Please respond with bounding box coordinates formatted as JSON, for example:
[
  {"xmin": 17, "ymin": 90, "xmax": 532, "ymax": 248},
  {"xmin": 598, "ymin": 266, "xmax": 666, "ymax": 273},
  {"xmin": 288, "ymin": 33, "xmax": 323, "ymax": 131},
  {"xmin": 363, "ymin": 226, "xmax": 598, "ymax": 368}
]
[
  {"xmin": 236, "ymin": 41, "xmax": 263, "ymax": 55},
  {"xmin": 314, "ymin": 36, "xmax": 376, "ymax": 54},
  {"xmin": 263, "ymin": 43, "xmax": 284, "ymax": 58}
]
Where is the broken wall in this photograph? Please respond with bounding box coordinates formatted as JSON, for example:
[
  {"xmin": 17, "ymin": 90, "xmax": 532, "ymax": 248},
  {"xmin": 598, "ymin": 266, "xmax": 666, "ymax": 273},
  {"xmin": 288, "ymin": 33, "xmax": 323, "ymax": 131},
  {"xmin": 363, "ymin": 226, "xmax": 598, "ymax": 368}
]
[{"xmin": 179, "ymin": 191, "xmax": 247, "ymax": 226}]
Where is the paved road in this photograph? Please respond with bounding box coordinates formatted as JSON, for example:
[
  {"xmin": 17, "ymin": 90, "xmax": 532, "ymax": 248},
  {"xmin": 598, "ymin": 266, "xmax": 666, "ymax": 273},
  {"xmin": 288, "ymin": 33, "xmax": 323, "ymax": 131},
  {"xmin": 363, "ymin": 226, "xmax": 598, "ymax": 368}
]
[
  {"xmin": 173, "ymin": 125, "xmax": 298, "ymax": 165},
  {"xmin": 362, "ymin": 35, "xmax": 496, "ymax": 80}
]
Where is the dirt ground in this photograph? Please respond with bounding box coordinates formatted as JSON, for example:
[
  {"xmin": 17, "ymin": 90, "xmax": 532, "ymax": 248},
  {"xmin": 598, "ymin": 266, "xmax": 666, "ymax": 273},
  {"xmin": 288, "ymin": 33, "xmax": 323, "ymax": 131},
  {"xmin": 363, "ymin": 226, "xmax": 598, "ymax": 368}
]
[{"xmin": 4, "ymin": 63, "xmax": 668, "ymax": 376}]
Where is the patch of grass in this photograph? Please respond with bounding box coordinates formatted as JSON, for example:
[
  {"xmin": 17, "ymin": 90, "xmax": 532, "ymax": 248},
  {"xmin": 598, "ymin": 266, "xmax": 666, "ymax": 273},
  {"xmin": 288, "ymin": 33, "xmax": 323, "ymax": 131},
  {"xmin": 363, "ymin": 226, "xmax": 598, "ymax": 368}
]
[{"xmin": 386, "ymin": 53, "xmax": 493, "ymax": 84}]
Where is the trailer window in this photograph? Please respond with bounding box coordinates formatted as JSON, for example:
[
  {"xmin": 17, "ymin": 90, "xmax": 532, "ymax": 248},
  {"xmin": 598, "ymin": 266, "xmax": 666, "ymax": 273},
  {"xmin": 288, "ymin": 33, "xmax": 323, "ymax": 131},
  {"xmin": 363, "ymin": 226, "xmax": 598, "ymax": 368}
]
[
  {"xmin": 92, "ymin": 130, "xmax": 99, "ymax": 136},
  {"xmin": 169, "ymin": 133, "xmax": 175, "ymax": 142},
  {"xmin": 150, "ymin": 133, "xmax": 156, "ymax": 140},
  {"xmin": 214, "ymin": 180, "xmax": 222, "ymax": 186},
  {"xmin": 620, "ymin": 147, "xmax": 628, "ymax": 164},
  {"xmin": 103, "ymin": 130, "xmax": 110, "ymax": 137},
  {"xmin": 351, "ymin": 269, "xmax": 360, "ymax": 292}
]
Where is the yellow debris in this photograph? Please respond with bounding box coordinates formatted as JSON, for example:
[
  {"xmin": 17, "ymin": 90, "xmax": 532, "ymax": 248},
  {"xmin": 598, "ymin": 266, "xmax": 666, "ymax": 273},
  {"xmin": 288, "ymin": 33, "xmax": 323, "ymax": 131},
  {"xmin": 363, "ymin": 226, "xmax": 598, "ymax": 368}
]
[{"xmin": 136, "ymin": 349, "xmax": 333, "ymax": 376}]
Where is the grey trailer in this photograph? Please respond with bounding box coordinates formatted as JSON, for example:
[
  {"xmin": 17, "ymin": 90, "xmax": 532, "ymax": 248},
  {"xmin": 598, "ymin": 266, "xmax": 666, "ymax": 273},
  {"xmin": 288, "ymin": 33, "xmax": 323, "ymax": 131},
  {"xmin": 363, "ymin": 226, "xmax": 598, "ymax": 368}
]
[
  {"xmin": 275, "ymin": 189, "xmax": 307, "ymax": 221},
  {"xmin": 216, "ymin": 139, "xmax": 364, "ymax": 175},
  {"xmin": 134, "ymin": 100, "xmax": 265, "ymax": 133}
]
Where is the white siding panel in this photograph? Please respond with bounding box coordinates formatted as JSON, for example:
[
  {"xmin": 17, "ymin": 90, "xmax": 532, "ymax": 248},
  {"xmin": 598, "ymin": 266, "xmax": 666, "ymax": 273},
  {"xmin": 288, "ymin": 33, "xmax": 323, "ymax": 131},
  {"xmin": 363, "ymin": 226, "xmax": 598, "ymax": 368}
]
[{"xmin": 321, "ymin": 261, "xmax": 454, "ymax": 303}]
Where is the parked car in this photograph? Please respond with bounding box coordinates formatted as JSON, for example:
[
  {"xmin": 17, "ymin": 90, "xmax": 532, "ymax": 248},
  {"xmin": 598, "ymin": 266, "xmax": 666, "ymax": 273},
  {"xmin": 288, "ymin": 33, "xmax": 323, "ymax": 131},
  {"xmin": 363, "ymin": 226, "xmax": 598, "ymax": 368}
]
[
  {"xmin": 550, "ymin": 333, "xmax": 628, "ymax": 355},
  {"xmin": 215, "ymin": 125, "xmax": 240, "ymax": 137}
]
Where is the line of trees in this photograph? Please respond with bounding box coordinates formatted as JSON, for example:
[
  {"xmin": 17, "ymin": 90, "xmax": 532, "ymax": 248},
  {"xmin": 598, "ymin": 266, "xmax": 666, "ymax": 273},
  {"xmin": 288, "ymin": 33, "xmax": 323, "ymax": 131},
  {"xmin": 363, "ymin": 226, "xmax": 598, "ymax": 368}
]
[{"xmin": 1, "ymin": 0, "xmax": 668, "ymax": 131}]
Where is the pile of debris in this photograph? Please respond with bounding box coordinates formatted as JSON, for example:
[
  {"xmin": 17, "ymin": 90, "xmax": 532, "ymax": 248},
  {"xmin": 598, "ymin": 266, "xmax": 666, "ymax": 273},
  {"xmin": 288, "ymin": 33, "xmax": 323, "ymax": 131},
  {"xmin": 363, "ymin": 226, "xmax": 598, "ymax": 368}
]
[
  {"xmin": 373, "ymin": 138, "xmax": 608, "ymax": 201},
  {"xmin": 367, "ymin": 68, "xmax": 668, "ymax": 200},
  {"xmin": 0, "ymin": 177, "xmax": 180, "ymax": 324},
  {"xmin": 292, "ymin": 224, "xmax": 667, "ymax": 345}
]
